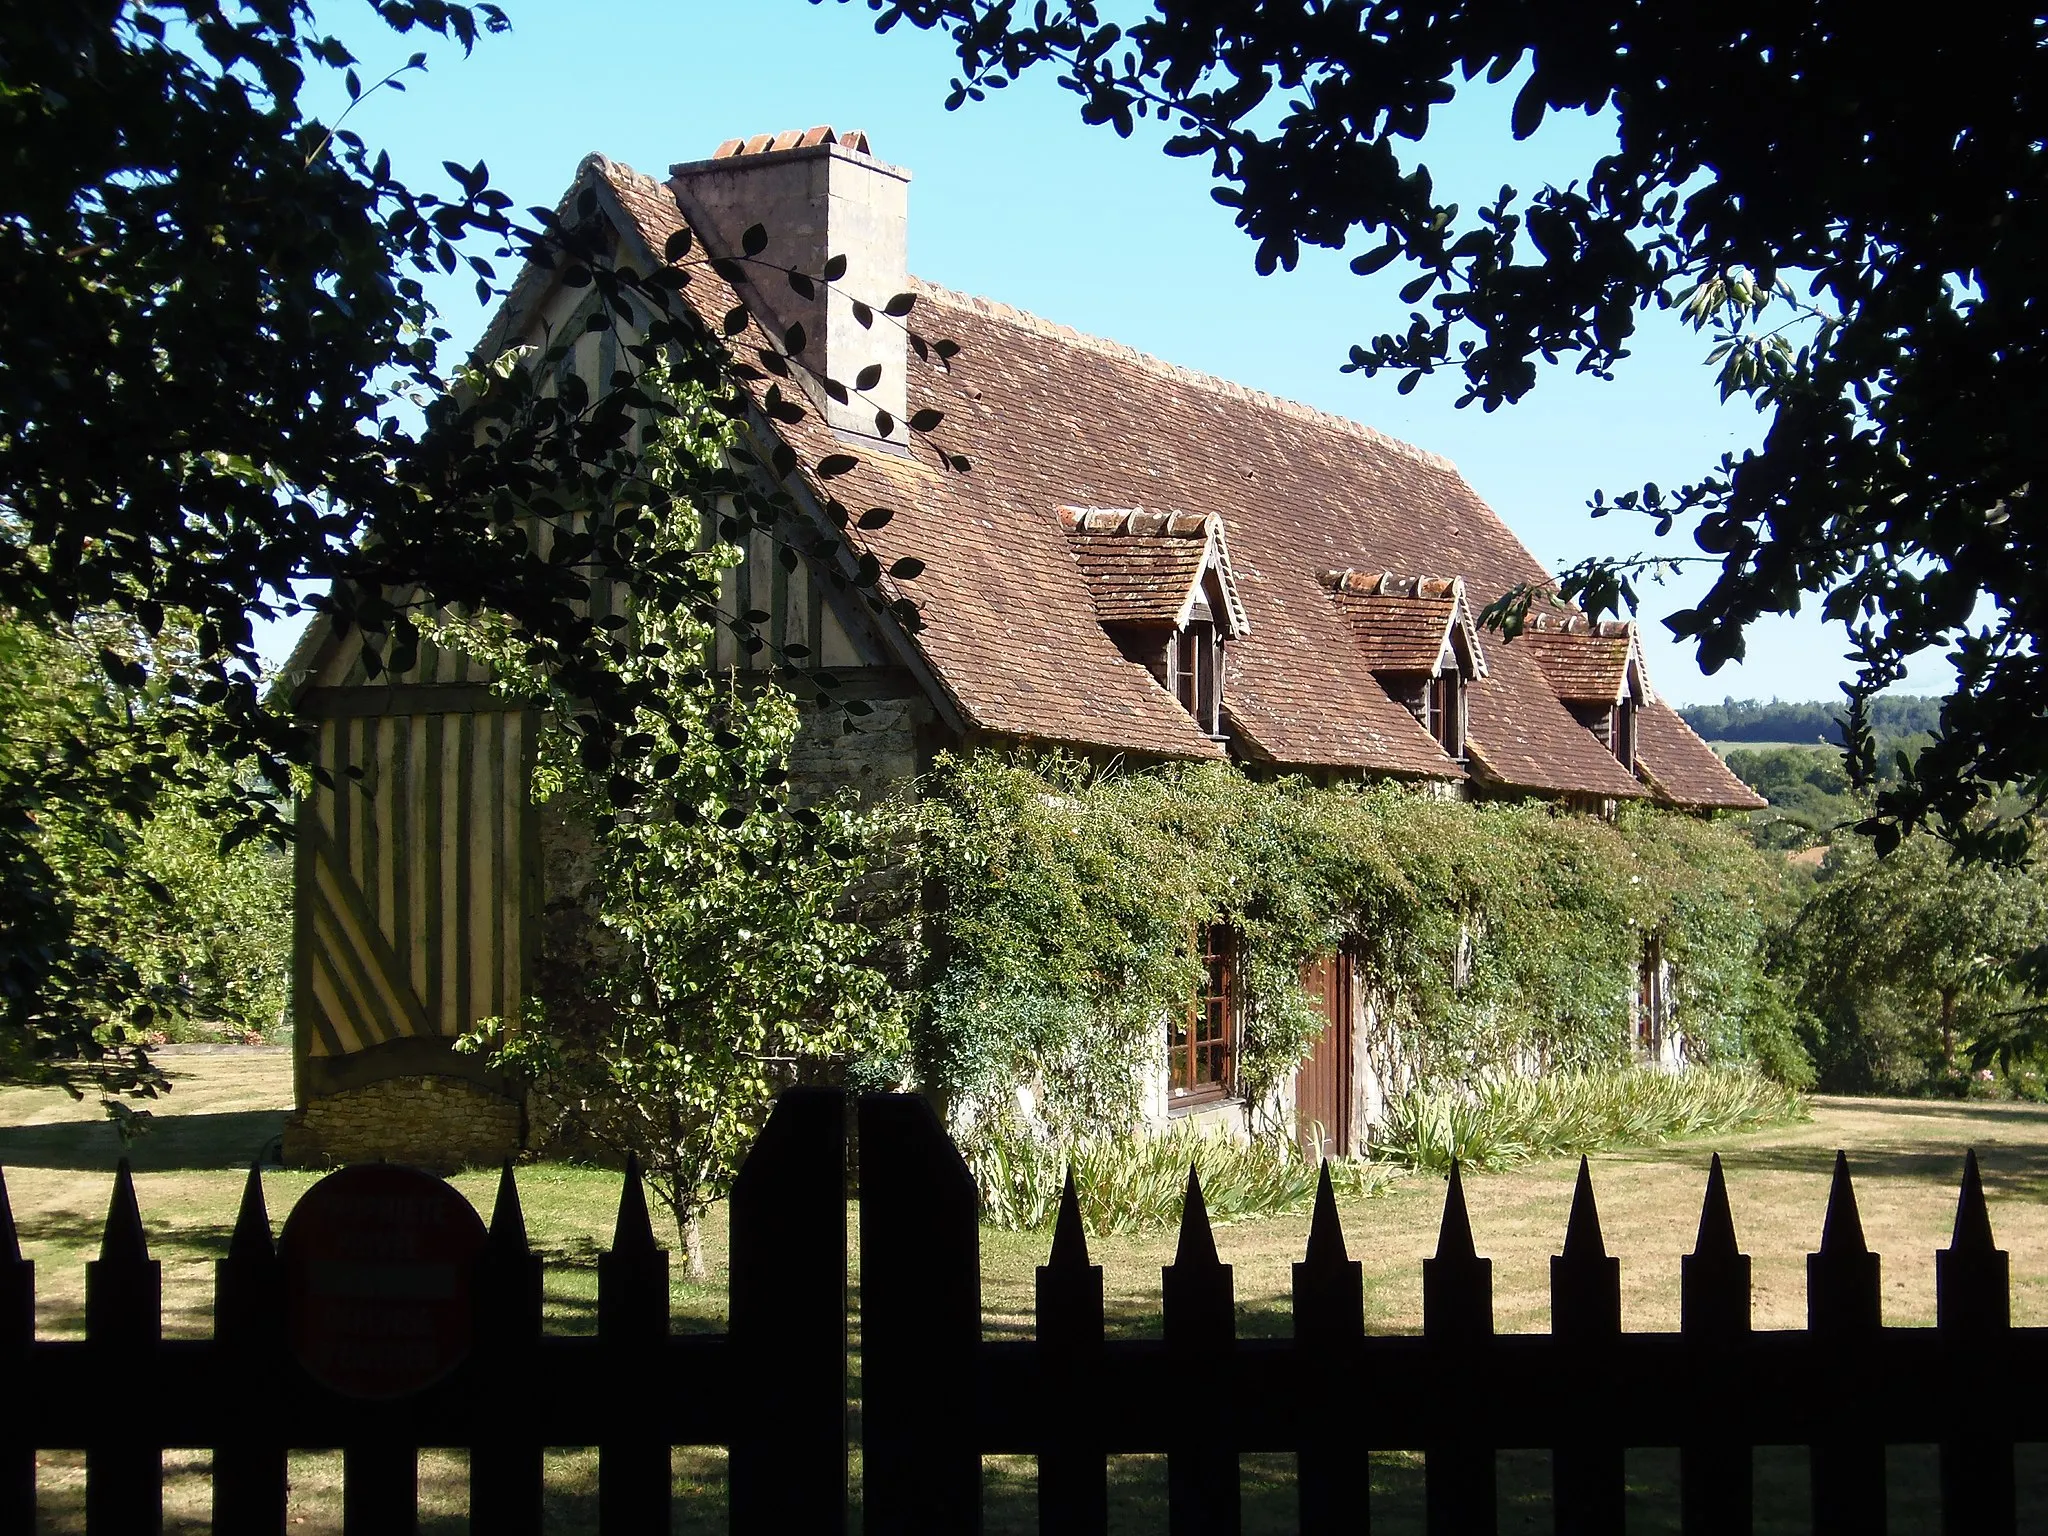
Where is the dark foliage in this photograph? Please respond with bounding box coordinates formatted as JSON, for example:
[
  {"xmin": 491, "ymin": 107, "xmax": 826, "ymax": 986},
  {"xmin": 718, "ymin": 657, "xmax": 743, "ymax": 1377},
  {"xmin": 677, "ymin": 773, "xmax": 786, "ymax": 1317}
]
[
  {"xmin": 1, "ymin": 1, "xmax": 945, "ymax": 1084},
  {"xmin": 847, "ymin": 0, "xmax": 2048, "ymax": 857}
]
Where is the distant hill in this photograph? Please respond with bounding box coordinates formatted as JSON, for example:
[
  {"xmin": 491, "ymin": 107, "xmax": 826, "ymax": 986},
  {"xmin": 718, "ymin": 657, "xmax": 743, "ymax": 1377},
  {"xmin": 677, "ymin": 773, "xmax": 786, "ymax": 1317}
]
[{"xmin": 1676, "ymin": 695, "xmax": 1941, "ymax": 747}]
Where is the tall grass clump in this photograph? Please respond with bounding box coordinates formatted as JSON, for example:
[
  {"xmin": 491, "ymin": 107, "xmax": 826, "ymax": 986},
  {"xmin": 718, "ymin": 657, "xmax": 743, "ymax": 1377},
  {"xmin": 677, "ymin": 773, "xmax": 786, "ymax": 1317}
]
[
  {"xmin": 968, "ymin": 1123, "xmax": 1397, "ymax": 1235},
  {"xmin": 1370, "ymin": 1066, "xmax": 1807, "ymax": 1174}
]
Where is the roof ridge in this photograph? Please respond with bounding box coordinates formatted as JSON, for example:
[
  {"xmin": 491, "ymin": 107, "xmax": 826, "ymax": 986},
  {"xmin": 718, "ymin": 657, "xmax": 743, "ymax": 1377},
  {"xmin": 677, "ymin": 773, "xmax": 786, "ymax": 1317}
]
[
  {"xmin": 1059, "ymin": 505, "xmax": 1211, "ymax": 539},
  {"xmin": 587, "ymin": 160, "xmax": 1460, "ymax": 479},
  {"xmin": 1323, "ymin": 569, "xmax": 1463, "ymax": 599},
  {"xmin": 909, "ymin": 277, "xmax": 1460, "ymax": 475}
]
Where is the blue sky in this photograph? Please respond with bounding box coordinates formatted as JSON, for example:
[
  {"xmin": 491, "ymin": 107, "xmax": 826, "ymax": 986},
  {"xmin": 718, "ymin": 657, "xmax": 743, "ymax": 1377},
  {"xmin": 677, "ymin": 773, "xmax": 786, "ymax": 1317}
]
[{"xmin": 296, "ymin": 0, "xmax": 1952, "ymax": 707}]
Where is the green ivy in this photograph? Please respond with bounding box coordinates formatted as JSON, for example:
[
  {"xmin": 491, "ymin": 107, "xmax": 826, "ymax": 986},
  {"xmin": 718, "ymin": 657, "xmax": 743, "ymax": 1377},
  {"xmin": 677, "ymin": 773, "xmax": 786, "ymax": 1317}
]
[{"xmin": 909, "ymin": 755, "xmax": 1810, "ymax": 1131}]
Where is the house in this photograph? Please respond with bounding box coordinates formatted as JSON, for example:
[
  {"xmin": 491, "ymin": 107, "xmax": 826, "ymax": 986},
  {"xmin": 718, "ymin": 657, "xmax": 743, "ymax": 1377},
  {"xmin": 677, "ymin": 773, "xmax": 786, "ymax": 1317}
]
[{"xmin": 276, "ymin": 128, "xmax": 1762, "ymax": 1170}]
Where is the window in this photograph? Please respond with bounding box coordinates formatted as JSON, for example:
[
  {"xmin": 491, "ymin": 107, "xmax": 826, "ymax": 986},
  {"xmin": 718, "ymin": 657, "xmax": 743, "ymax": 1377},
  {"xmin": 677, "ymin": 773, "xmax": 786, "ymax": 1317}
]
[
  {"xmin": 1170, "ymin": 924, "xmax": 1236, "ymax": 1101},
  {"xmin": 1172, "ymin": 620, "xmax": 1223, "ymax": 735},
  {"xmin": 1422, "ymin": 672, "xmax": 1466, "ymax": 759},
  {"xmin": 1611, "ymin": 697, "xmax": 1637, "ymax": 771}
]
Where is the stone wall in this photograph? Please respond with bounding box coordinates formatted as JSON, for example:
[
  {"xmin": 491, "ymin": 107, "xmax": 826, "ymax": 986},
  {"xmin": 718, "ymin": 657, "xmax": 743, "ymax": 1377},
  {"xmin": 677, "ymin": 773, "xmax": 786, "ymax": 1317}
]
[
  {"xmin": 786, "ymin": 693, "xmax": 931, "ymax": 804},
  {"xmin": 282, "ymin": 1075, "xmax": 521, "ymax": 1173}
]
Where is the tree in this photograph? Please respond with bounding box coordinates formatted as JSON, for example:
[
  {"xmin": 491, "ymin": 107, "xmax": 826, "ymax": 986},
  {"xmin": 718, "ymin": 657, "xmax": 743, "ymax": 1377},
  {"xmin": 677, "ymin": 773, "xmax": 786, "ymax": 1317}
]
[
  {"xmin": 1779, "ymin": 835, "xmax": 2048, "ymax": 1093},
  {"xmin": 3, "ymin": 1, "xmax": 942, "ymax": 1084},
  {"xmin": 849, "ymin": 0, "xmax": 2048, "ymax": 855},
  {"xmin": 0, "ymin": 612, "xmax": 290, "ymax": 1114},
  {"xmin": 454, "ymin": 369, "xmax": 913, "ymax": 1276}
]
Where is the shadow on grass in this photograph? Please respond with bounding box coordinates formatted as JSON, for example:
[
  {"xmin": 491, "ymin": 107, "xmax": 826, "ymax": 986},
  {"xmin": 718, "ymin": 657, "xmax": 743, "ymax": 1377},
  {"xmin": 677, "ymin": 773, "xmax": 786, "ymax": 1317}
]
[
  {"xmin": 1632, "ymin": 1140, "xmax": 2048, "ymax": 1202},
  {"xmin": 0, "ymin": 1110, "xmax": 287, "ymax": 1173},
  {"xmin": 1812, "ymin": 1097, "xmax": 2048, "ymax": 1126}
]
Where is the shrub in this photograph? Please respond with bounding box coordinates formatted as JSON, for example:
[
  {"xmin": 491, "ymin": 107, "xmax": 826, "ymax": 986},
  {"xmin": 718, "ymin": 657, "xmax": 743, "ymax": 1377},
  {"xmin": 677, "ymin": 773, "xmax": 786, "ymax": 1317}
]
[
  {"xmin": 967, "ymin": 1122, "xmax": 1396, "ymax": 1235},
  {"xmin": 1369, "ymin": 1066, "xmax": 1808, "ymax": 1173}
]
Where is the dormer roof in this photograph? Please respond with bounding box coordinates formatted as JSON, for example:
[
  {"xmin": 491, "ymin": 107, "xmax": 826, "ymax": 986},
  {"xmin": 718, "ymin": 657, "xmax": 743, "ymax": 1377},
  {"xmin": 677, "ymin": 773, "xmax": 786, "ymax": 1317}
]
[
  {"xmin": 1510, "ymin": 613, "xmax": 1654, "ymax": 707},
  {"xmin": 1322, "ymin": 570, "xmax": 1487, "ymax": 680},
  {"xmin": 1058, "ymin": 507, "xmax": 1249, "ymax": 637}
]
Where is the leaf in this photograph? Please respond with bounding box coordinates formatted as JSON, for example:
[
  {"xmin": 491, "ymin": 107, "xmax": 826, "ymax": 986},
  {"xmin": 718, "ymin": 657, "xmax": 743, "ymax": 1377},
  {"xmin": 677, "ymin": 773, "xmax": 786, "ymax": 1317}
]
[
  {"xmin": 1511, "ymin": 74, "xmax": 1548, "ymax": 141},
  {"xmin": 816, "ymin": 454, "xmax": 859, "ymax": 479},
  {"xmin": 855, "ymin": 364, "xmax": 883, "ymax": 391},
  {"xmin": 889, "ymin": 557, "xmax": 925, "ymax": 580},
  {"xmin": 784, "ymin": 322, "xmax": 808, "ymax": 354},
  {"xmin": 908, "ymin": 408, "xmax": 944, "ymax": 432},
  {"xmin": 664, "ymin": 229, "xmax": 693, "ymax": 261},
  {"xmin": 723, "ymin": 304, "xmax": 749, "ymax": 336},
  {"xmin": 852, "ymin": 300, "xmax": 874, "ymax": 329},
  {"xmin": 823, "ymin": 253, "xmax": 848, "ymax": 281},
  {"xmin": 875, "ymin": 410, "xmax": 895, "ymax": 437},
  {"xmin": 884, "ymin": 292, "xmax": 916, "ymax": 317},
  {"xmin": 741, "ymin": 223, "xmax": 768, "ymax": 257},
  {"xmin": 787, "ymin": 269, "xmax": 815, "ymax": 299},
  {"xmin": 856, "ymin": 506, "xmax": 894, "ymax": 530},
  {"xmin": 1350, "ymin": 241, "xmax": 1401, "ymax": 276}
]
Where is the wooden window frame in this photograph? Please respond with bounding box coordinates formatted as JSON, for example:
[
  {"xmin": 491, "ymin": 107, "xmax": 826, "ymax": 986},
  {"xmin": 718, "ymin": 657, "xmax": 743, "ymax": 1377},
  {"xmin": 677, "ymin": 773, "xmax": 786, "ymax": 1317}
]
[
  {"xmin": 1172, "ymin": 620, "xmax": 1224, "ymax": 737},
  {"xmin": 1424, "ymin": 672, "xmax": 1466, "ymax": 760},
  {"xmin": 1170, "ymin": 923, "xmax": 1237, "ymax": 1105},
  {"xmin": 1612, "ymin": 697, "xmax": 1638, "ymax": 772}
]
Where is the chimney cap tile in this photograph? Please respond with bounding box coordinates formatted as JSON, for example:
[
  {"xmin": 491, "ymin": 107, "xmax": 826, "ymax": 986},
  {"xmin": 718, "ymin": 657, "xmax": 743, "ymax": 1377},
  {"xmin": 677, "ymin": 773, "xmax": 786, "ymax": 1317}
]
[{"xmin": 697, "ymin": 126, "xmax": 873, "ymax": 163}]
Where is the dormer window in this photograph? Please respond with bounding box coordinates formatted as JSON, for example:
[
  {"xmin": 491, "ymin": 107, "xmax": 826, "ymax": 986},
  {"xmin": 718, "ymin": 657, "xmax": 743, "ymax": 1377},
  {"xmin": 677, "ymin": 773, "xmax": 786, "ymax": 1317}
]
[
  {"xmin": 1612, "ymin": 691, "xmax": 1638, "ymax": 773},
  {"xmin": 1425, "ymin": 671, "xmax": 1467, "ymax": 759},
  {"xmin": 1058, "ymin": 506, "xmax": 1249, "ymax": 741},
  {"xmin": 1322, "ymin": 570, "xmax": 1485, "ymax": 762},
  {"xmin": 1513, "ymin": 615, "xmax": 1653, "ymax": 776},
  {"xmin": 1173, "ymin": 616, "xmax": 1223, "ymax": 735}
]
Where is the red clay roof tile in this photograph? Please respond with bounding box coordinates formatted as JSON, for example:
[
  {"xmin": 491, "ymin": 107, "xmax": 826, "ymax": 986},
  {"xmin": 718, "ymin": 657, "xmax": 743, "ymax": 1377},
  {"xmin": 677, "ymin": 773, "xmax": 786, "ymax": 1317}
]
[{"xmin": 585, "ymin": 154, "xmax": 1758, "ymax": 804}]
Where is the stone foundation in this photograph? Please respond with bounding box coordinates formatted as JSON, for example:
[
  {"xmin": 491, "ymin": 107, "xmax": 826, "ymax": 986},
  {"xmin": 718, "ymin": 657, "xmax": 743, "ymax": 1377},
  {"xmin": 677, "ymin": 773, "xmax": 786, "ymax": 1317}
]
[{"xmin": 283, "ymin": 1074, "xmax": 521, "ymax": 1173}]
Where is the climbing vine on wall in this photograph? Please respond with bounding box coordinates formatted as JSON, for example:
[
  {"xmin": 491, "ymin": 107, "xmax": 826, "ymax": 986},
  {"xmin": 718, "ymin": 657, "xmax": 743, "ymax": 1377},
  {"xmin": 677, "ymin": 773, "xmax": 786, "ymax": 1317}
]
[{"xmin": 911, "ymin": 755, "xmax": 1810, "ymax": 1137}]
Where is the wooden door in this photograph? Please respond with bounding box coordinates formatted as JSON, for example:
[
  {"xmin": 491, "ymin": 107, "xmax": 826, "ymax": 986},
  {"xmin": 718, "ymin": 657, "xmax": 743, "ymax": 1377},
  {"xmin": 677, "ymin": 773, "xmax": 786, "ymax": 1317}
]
[{"xmin": 1295, "ymin": 952, "xmax": 1353, "ymax": 1157}]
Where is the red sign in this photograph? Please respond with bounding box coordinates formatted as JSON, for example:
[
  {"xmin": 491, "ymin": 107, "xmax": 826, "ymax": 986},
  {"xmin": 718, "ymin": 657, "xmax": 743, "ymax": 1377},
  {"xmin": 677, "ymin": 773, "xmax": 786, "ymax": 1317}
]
[{"xmin": 280, "ymin": 1164, "xmax": 488, "ymax": 1400}]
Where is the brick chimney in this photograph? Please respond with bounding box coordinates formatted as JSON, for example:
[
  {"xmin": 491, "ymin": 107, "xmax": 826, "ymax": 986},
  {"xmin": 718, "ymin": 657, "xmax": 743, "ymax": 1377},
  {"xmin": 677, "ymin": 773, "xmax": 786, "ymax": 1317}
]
[{"xmin": 668, "ymin": 127, "xmax": 910, "ymax": 446}]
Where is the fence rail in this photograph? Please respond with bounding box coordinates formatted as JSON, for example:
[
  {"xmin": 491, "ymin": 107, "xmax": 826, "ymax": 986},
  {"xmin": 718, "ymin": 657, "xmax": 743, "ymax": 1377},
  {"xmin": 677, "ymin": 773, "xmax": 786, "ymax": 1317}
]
[{"xmin": 0, "ymin": 1087, "xmax": 2031, "ymax": 1534}]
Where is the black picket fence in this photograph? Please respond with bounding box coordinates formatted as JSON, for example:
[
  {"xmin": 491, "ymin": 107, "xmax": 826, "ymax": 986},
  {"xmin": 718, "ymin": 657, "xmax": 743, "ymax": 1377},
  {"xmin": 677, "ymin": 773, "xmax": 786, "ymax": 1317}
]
[{"xmin": 0, "ymin": 1086, "xmax": 2036, "ymax": 1535}]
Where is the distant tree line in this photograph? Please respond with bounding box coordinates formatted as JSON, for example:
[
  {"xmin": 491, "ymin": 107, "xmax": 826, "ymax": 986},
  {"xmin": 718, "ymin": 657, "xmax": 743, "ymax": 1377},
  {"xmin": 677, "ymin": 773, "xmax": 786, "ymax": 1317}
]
[{"xmin": 1679, "ymin": 695, "xmax": 1942, "ymax": 746}]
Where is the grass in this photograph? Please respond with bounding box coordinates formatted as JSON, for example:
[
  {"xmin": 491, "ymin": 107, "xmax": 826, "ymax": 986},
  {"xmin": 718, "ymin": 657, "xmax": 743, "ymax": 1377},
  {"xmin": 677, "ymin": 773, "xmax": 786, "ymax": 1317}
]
[{"xmin": 8, "ymin": 1049, "xmax": 2048, "ymax": 1530}]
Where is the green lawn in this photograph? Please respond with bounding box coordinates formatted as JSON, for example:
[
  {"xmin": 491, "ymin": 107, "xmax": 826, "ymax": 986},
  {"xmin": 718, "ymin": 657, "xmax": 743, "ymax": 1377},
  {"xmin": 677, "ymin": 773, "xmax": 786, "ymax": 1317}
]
[{"xmin": 8, "ymin": 1049, "xmax": 2046, "ymax": 1531}]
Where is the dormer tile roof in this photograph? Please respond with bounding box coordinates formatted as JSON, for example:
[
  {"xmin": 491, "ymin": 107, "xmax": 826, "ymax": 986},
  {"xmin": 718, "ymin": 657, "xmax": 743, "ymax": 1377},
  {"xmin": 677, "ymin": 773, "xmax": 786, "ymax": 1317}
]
[
  {"xmin": 541, "ymin": 153, "xmax": 1764, "ymax": 808},
  {"xmin": 1323, "ymin": 570, "xmax": 1486, "ymax": 678},
  {"xmin": 1059, "ymin": 507, "xmax": 1248, "ymax": 634},
  {"xmin": 1510, "ymin": 612, "xmax": 1652, "ymax": 706}
]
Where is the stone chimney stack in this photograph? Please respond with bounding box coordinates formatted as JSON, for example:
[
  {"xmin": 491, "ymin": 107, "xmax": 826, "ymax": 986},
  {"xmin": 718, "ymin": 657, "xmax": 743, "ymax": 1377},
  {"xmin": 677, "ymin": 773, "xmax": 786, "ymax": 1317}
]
[{"xmin": 668, "ymin": 127, "xmax": 910, "ymax": 445}]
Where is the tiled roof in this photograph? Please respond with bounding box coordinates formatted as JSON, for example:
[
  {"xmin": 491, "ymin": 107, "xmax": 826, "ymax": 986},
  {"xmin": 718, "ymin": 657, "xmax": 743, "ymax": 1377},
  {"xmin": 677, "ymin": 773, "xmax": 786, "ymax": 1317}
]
[
  {"xmin": 1635, "ymin": 703, "xmax": 1768, "ymax": 810},
  {"xmin": 1509, "ymin": 613, "xmax": 1647, "ymax": 705},
  {"xmin": 580, "ymin": 152, "xmax": 1761, "ymax": 804},
  {"xmin": 1465, "ymin": 638, "xmax": 1649, "ymax": 800},
  {"xmin": 1058, "ymin": 508, "xmax": 1248, "ymax": 634},
  {"xmin": 1324, "ymin": 571, "xmax": 1485, "ymax": 678}
]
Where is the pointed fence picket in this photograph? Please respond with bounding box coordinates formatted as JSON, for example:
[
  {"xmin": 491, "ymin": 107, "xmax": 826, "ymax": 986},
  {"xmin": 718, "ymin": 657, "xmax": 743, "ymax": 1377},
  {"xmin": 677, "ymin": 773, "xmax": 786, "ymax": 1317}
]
[
  {"xmin": 0, "ymin": 1087, "xmax": 2036, "ymax": 1535},
  {"xmin": 0, "ymin": 1086, "xmax": 849, "ymax": 1536},
  {"xmin": 854, "ymin": 1093, "xmax": 2035, "ymax": 1536}
]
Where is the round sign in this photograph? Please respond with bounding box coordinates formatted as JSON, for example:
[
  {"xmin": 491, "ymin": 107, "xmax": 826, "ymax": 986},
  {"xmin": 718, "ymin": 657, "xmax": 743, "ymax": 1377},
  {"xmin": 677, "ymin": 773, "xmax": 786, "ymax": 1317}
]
[{"xmin": 280, "ymin": 1164, "xmax": 489, "ymax": 1399}]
